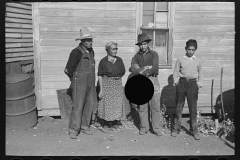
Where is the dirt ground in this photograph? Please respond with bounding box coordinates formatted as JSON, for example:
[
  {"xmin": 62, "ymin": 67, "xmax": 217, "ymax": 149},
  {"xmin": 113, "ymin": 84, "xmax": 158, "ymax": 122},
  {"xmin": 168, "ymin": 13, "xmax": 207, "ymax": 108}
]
[{"xmin": 6, "ymin": 116, "xmax": 234, "ymax": 156}]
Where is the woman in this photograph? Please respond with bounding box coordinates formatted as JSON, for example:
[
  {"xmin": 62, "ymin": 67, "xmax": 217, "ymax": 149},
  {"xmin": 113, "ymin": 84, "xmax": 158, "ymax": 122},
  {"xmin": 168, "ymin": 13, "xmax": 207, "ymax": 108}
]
[{"xmin": 97, "ymin": 41, "xmax": 126, "ymax": 133}]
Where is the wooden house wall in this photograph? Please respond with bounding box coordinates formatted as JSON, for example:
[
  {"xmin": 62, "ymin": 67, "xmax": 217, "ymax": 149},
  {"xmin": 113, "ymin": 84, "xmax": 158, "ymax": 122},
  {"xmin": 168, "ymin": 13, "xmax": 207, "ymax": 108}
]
[
  {"xmin": 5, "ymin": 2, "xmax": 33, "ymax": 63},
  {"xmin": 34, "ymin": 2, "xmax": 137, "ymax": 116},
  {"xmin": 159, "ymin": 2, "xmax": 235, "ymax": 113}
]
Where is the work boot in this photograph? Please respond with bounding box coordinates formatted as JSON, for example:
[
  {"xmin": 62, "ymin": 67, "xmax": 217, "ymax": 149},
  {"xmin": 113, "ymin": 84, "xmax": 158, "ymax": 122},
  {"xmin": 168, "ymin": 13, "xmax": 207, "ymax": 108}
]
[
  {"xmin": 81, "ymin": 129, "xmax": 93, "ymax": 135},
  {"xmin": 102, "ymin": 125, "xmax": 108, "ymax": 133},
  {"xmin": 193, "ymin": 133, "xmax": 200, "ymax": 140},
  {"xmin": 139, "ymin": 130, "xmax": 148, "ymax": 135},
  {"xmin": 171, "ymin": 131, "xmax": 178, "ymax": 137},
  {"xmin": 69, "ymin": 133, "xmax": 77, "ymax": 139},
  {"xmin": 155, "ymin": 130, "xmax": 163, "ymax": 136}
]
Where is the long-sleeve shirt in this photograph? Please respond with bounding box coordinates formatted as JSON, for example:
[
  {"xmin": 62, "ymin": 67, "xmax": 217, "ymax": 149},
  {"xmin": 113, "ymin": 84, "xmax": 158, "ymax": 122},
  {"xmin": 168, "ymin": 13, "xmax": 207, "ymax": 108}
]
[
  {"xmin": 130, "ymin": 48, "xmax": 159, "ymax": 76},
  {"xmin": 97, "ymin": 56, "xmax": 126, "ymax": 77},
  {"xmin": 173, "ymin": 55, "xmax": 203, "ymax": 85},
  {"xmin": 64, "ymin": 43, "xmax": 93, "ymax": 80}
]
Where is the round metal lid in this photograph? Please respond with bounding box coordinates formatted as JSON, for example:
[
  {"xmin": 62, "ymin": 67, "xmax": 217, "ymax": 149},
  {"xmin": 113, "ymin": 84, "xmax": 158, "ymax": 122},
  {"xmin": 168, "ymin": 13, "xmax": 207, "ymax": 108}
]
[{"xmin": 6, "ymin": 73, "xmax": 31, "ymax": 83}]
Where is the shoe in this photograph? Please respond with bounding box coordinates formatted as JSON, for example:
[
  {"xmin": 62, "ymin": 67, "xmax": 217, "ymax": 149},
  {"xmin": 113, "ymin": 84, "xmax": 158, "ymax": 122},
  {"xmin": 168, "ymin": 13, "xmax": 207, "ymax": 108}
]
[
  {"xmin": 193, "ymin": 133, "xmax": 200, "ymax": 140},
  {"xmin": 81, "ymin": 129, "xmax": 93, "ymax": 135},
  {"xmin": 155, "ymin": 131, "xmax": 163, "ymax": 136},
  {"xmin": 171, "ymin": 131, "xmax": 178, "ymax": 137},
  {"xmin": 102, "ymin": 126, "xmax": 108, "ymax": 133},
  {"xmin": 139, "ymin": 130, "xmax": 148, "ymax": 135},
  {"xmin": 69, "ymin": 133, "xmax": 77, "ymax": 139}
]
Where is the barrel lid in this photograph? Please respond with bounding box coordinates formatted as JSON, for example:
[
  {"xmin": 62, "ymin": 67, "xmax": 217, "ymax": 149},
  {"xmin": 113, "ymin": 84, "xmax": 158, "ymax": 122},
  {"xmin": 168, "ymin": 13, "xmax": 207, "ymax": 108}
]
[{"xmin": 6, "ymin": 73, "xmax": 31, "ymax": 83}]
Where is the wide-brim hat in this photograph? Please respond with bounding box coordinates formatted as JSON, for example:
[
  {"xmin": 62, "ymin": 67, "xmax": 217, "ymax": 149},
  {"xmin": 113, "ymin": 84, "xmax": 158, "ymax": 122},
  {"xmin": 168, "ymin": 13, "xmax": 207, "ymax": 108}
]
[
  {"xmin": 75, "ymin": 26, "xmax": 96, "ymax": 41},
  {"xmin": 135, "ymin": 33, "xmax": 151, "ymax": 45}
]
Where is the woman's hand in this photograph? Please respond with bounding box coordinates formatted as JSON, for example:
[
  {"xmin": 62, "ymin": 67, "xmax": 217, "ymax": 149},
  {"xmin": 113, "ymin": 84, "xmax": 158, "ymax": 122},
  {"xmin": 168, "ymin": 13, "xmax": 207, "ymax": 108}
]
[{"xmin": 99, "ymin": 90, "xmax": 103, "ymax": 99}]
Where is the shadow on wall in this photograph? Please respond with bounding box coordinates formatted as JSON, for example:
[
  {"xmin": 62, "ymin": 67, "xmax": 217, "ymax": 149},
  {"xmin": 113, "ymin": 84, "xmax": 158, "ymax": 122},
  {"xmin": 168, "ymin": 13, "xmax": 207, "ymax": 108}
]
[
  {"xmin": 214, "ymin": 88, "xmax": 234, "ymax": 120},
  {"xmin": 160, "ymin": 74, "xmax": 176, "ymax": 115}
]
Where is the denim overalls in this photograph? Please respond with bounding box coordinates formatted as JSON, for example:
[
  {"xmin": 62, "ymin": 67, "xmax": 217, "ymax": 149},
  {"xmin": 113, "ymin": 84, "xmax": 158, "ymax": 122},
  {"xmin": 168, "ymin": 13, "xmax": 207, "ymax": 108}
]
[{"xmin": 68, "ymin": 45, "xmax": 96, "ymax": 135}]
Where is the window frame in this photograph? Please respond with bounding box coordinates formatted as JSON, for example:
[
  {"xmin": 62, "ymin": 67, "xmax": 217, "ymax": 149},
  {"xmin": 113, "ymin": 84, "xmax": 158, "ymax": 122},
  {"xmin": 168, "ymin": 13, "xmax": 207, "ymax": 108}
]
[{"xmin": 136, "ymin": 2, "xmax": 175, "ymax": 69}]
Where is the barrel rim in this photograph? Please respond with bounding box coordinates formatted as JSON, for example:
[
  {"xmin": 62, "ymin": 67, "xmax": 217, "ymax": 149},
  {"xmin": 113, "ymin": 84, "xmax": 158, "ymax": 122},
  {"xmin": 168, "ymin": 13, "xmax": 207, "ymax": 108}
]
[
  {"xmin": 6, "ymin": 105, "xmax": 37, "ymax": 116},
  {"xmin": 6, "ymin": 90, "xmax": 35, "ymax": 101},
  {"xmin": 6, "ymin": 73, "xmax": 31, "ymax": 83}
]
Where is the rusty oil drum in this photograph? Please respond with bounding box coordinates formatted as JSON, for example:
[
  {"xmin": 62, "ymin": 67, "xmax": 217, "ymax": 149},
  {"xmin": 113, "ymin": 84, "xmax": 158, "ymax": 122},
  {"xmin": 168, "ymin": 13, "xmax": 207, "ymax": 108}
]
[{"xmin": 6, "ymin": 73, "xmax": 37, "ymax": 129}]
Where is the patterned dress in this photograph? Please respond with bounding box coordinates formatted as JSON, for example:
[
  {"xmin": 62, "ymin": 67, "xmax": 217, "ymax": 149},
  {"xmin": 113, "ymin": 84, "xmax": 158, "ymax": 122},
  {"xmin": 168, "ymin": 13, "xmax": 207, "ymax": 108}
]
[{"xmin": 97, "ymin": 77, "xmax": 125, "ymax": 121}]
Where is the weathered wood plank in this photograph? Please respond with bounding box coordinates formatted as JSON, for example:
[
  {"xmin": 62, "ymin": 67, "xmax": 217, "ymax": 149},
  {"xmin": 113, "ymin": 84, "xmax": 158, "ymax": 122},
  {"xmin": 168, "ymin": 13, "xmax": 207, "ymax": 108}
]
[
  {"xmin": 39, "ymin": 9, "xmax": 135, "ymax": 18},
  {"xmin": 6, "ymin": 3, "xmax": 32, "ymax": 10},
  {"xmin": 174, "ymin": 25, "xmax": 235, "ymax": 33},
  {"xmin": 40, "ymin": 46, "xmax": 135, "ymax": 55},
  {"xmin": 33, "ymin": 3, "xmax": 42, "ymax": 110},
  {"xmin": 173, "ymin": 46, "xmax": 234, "ymax": 54},
  {"xmin": 5, "ymin": 17, "xmax": 32, "ymax": 24},
  {"xmin": 6, "ymin": 33, "xmax": 33, "ymax": 38},
  {"xmin": 39, "ymin": 17, "xmax": 135, "ymax": 26},
  {"xmin": 5, "ymin": 23, "xmax": 32, "ymax": 29},
  {"xmin": 41, "ymin": 59, "xmax": 131, "ymax": 68},
  {"xmin": 6, "ymin": 12, "xmax": 32, "ymax": 19},
  {"xmin": 174, "ymin": 11, "xmax": 234, "ymax": 19},
  {"xmin": 172, "ymin": 59, "xmax": 234, "ymax": 68},
  {"xmin": 6, "ymin": 42, "xmax": 33, "ymax": 48},
  {"xmin": 6, "ymin": 56, "xmax": 34, "ymax": 62},
  {"xmin": 6, "ymin": 38, "xmax": 33, "ymax": 43},
  {"xmin": 174, "ymin": 33, "xmax": 235, "ymax": 40},
  {"xmin": 6, "ymin": 28, "xmax": 33, "ymax": 33},
  {"xmin": 40, "ymin": 52, "xmax": 134, "ymax": 61},
  {"xmin": 37, "ymin": 109, "xmax": 60, "ymax": 116},
  {"xmin": 175, "ymin": 18, "xmax": 234, "ymax": 26},
  {"xmin": 175, "ymin": 2, "xmax": 234, "ymax": 11},
  {"xmin": 40, "ymin": 39, "xmax": 135, "ymax": 47},
  {"xmin": 40, "ymin": 32, "xmax": 135, "ymax": 40},
  {"xmin": 6, "ymin": 52, "xmax": 34, "ymax": 58},
  {"xmin": 20, "ymin": 2, "xmax": 32, "ymax": 6},
  {"xmin": 173, "ymin": 53, "xmax": 234, "ymax": 60},
  {"xmin": 38, "ymin": 2, "xmax": 136, "ymax": 10},
  {"xmin": 38, "ymin": 2, "xmax": 106, "ymax": 10},
  {"xmin": 174, "ymin": 39, "xmax": 234, "ymax": 47},
  {"xmin": 105, "ymin": 2, "xmax": 136, "ymax": 11},
  {"xmin": 39, "ymin": 24, "xmax": 135, "ymax": 33},
  {"xmin": 6, "ymin": 6, "xmax": 32, "ymax": 15},
  {"xmin": 6, "ymin": 47, "xmax": 34, "ymax": 53}
]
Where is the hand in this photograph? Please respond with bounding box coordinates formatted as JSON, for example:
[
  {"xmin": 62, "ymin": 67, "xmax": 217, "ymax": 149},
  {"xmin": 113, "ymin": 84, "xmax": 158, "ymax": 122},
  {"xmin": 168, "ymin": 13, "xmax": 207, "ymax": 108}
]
[
  {"xmin": 173, "ymin": 81, "xmax": 179, "ymax": 86},
  {"xmin": 197, "ymin": 82, "xmax": 203, "ymax": 88},
  {"xmin": 99, "ymin": 90, "xmax": 103, "ymax": 99}
]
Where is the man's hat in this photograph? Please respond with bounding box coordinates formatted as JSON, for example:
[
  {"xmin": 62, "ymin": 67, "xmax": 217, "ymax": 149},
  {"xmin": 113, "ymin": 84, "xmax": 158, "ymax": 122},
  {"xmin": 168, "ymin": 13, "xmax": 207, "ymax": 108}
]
[
  {"xmin": 135, "ymin": 33, "xmax": 151, "ymax": 45},
  {"xmin": 75, "ymin": 26, "xmax": 96, "ymax": 41}
]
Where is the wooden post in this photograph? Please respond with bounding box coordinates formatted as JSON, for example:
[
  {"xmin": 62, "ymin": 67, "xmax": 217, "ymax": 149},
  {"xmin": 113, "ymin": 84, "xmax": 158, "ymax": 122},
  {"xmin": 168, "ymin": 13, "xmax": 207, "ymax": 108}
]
[{"xmin": 33, "ymin": 3, "xmax": 42, "ymax": 110}]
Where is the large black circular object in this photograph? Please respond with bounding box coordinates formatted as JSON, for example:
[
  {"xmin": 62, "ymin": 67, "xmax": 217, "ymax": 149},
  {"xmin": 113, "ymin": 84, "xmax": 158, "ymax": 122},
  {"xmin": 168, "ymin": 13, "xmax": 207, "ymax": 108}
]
[{"xmin": 124, "ymin": 74, "xmax": 154, "ymax": 105}]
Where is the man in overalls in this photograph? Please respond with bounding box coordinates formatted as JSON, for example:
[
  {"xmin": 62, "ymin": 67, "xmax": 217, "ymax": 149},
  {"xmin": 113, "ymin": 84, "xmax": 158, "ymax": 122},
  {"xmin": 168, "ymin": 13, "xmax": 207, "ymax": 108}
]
[{"xmin": 64, "ymin": 26, "xmax": 96, "ymax": 139}]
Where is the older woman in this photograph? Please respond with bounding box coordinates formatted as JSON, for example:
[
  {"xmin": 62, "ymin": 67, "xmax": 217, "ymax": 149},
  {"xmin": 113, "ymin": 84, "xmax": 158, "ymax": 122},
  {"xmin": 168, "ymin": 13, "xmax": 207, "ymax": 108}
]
[{"xmin": 97, "ymin": 41, "xmax": 126, "ymax": 133}]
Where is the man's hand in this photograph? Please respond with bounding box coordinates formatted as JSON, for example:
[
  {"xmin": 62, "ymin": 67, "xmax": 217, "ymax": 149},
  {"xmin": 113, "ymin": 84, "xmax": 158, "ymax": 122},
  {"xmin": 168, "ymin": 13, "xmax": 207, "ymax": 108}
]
[{"xmin": 197, "ymin": 82, "xmax": 203, "ymax": 88}]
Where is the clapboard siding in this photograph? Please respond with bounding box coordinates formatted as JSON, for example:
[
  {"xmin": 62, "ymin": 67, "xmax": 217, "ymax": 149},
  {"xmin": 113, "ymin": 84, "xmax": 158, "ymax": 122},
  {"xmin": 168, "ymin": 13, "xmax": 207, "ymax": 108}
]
[
  {"xmin": 39, "ymin": 9, "xmax": 136, "ymax": 18},
  {"xmin": 35, "ymin": 2, "xmax": 235, "ymax": 116},
  {"xmin": 36, "ymin": 2, "xmax": 137, "ymax": 112},
  {"xmin": 5, "ymin": 2, "xmax": 33, "ymax": 63},
  {"xmin": 164, "ymin": 2, "xmax": 235, "ymax": 113},
  {"xmin": 39, "ymin": 24, "xmax": 136, "ymax": 33}
]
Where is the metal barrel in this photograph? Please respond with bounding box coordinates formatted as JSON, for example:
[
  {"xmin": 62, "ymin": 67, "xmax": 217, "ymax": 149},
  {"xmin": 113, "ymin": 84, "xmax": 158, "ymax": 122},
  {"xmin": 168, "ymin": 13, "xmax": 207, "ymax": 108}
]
[{"xmin": 6, "ymin": 73, "xmax": 37, "ymax": 129}]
